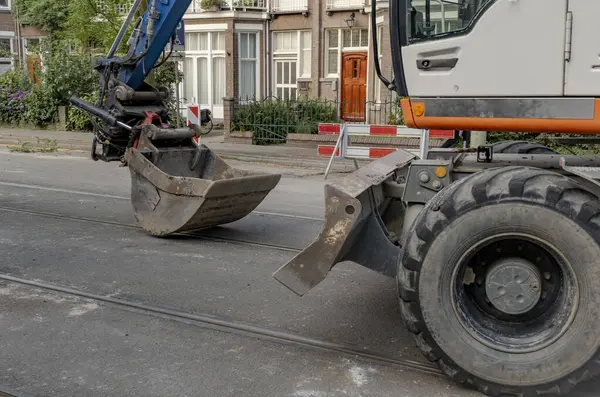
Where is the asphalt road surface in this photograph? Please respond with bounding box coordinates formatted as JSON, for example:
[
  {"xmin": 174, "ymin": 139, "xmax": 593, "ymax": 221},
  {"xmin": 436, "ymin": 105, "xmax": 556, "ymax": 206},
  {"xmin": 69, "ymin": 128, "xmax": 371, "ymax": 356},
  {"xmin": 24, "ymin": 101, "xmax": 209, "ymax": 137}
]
[{"xmin": 0, "ymin": 148, "xmax": 598, "ymax": 397}]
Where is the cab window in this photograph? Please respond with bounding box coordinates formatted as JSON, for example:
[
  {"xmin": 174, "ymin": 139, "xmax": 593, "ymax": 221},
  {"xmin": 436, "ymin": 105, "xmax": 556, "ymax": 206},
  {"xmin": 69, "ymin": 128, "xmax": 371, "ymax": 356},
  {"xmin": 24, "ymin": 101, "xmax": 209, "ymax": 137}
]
[{"xmin": 407, "ymin": 0, "xmax": 495, "ymax": 42}]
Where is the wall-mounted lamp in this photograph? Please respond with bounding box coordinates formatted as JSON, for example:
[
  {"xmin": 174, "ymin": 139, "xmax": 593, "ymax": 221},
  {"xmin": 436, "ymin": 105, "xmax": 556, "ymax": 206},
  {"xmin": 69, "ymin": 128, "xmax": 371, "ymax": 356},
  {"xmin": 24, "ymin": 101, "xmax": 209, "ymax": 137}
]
[{"xmin": 344, "ymin": 12, "xmax": 356, "ymax": 28}]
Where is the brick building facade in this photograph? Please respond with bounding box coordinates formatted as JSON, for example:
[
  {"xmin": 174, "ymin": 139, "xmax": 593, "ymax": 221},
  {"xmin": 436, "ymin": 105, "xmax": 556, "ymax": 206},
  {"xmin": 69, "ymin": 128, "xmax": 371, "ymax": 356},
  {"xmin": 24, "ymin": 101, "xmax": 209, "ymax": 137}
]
[
  {"xmin": 179, "ymin": 0, "xmax": 397, "ymax": 122},
  {"xmin": 0, "ymin": 0, "xmax": 46, "ymax": 78}
]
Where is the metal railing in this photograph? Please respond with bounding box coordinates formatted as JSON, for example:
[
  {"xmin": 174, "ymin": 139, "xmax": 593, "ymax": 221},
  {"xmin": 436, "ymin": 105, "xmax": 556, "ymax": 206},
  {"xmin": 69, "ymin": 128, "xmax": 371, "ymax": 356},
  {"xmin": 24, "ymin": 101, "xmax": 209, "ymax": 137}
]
[
  {"xmin": 187, "ymin": 0, "xmax": 267, "ymax": 13},
  {"xmin": 271, "ymin": 0, "xmax": 308, "ymax": 12},
  {"xmin": 94, "ymin": 0, "xmax": 134, "ymax": 15},
  {"xmin": 230, "ymin": 96, "xmax": 404, "ymax": 145},
  {"xmin": 325, "ymin": 0, "xmax": 365, "ymax": 9}
]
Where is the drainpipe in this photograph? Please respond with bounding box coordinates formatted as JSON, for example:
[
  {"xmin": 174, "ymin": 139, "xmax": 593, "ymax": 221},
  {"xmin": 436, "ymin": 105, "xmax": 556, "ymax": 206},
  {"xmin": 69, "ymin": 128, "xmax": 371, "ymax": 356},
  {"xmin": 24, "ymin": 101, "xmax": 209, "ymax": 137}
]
[
  {"xmin": 14, "ymin": 4, "xmax": 22, "ymax": 67},
  {"xmin": 265, "ymin": 17, "xmax": 270, "ymax": 98}
]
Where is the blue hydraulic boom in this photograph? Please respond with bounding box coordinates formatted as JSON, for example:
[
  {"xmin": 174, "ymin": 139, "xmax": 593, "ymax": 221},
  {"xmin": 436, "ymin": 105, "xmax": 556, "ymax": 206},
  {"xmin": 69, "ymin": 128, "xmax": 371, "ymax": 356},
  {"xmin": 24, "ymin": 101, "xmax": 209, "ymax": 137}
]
[{"xmin": 69, "ymin": 0, "xmax": 192, "ymax": 162}]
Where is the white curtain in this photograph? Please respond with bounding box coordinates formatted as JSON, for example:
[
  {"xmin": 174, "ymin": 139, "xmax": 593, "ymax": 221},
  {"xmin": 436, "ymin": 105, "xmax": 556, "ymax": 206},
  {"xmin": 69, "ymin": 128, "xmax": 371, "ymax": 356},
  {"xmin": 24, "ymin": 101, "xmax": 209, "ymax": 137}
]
[
  {"xmin": 212, "ymin": 57, "xmax": 226, "ymax": 105},
  {"xmin": 197, "ymin": 57, "xmax": 209, "ymax": 104},
  {"xmin": 239, "ymin": 60, "xmax": 256, "ymax": 101}
]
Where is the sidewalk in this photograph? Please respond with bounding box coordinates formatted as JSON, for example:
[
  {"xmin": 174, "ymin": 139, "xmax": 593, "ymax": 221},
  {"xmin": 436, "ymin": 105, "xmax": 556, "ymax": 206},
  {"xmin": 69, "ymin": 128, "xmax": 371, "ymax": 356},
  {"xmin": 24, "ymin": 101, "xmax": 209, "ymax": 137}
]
[{"xmin": 0, "ymin": 127, "xmax": 363, "ymax": 174}]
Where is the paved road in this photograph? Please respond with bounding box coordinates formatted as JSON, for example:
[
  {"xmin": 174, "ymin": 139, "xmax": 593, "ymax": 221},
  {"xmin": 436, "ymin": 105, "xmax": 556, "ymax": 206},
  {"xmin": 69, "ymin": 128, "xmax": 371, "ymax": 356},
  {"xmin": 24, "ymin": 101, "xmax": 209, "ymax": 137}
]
[{"xmin": 0, "ymin": 149, "xmax": 597, "ymax": 397}]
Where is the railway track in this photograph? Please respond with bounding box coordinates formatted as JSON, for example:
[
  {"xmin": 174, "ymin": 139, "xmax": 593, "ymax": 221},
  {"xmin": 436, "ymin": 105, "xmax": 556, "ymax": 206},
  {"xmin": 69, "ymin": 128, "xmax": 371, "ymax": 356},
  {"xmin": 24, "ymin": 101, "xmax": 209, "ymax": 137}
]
[
  {"xmin": 0, "ymin": 181, "xmax": 445, "ymax": 395},
  {"xmin": 0, "ymin": 386, "xmax": 35, "ymax": 397},
  {"xmin": 0, "ymin": 205, "xmax": 304, "ymax": 253},
  {"xmin": 0, "ymin": 181, "xmax": 324, "ymax": 222},
  {"xmin": 0, "ymin": 180, "xmax": 323, "ymax": 253},
  {"xmin": 0, "ymin": 273, "xmax": 441, "ymax": 377}
]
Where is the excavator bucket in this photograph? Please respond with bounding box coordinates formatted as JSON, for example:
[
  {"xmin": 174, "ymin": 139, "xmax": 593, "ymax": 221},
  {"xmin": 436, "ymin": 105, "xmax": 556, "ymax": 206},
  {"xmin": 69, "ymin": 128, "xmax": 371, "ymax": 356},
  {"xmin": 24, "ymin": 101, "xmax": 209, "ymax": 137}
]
[
  {"xmin": 124, "ymin": 124, "xmax": 282, "ymax": 237},
  {"xmin": 273, "ymin": 149, "xmax": 416, "ymax": 296}
]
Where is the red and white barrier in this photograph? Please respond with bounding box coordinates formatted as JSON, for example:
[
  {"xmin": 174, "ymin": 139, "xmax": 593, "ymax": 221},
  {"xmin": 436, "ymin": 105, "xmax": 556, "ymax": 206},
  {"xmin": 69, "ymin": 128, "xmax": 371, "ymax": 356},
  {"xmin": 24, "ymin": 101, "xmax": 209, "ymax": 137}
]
[
  {"xmin": 187, "ymin": 105, "xmax": 200, "ymax": 126},
  {"xmin": 318, "ymin": 145, "xmax": 399, "ymax": 159},
  {"xmin": 316, "ymin": 123, "xmax": 454, "ymax": 139},
  {"xmin": 318, "ymin": 123, "xmax": 455, "ymax": 178}
]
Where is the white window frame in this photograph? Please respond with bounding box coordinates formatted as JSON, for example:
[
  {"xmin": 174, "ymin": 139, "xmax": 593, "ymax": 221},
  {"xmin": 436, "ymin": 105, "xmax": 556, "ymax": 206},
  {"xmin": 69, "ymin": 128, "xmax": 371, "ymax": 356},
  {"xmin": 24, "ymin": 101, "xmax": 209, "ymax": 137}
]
[
  {"xmin": 179, "ymin": 30, "xmax": 227, "ymax": 111},
  {"xmin": 271, "ymin": 30, "xmax": 311, "ymax": 100},
  {"xmin": 237, "ymin": 31, "xmax": 261, "ymax": 102},
  {"xmin": 0, "ymin": 34, "xmax": 14, "ymax": 75},
  {"xmin": 0, "ymin": 0, "xmax": 11, "ymax": 11},
  {"xmin": 273, "ymin": 59, "xmax": 298, "ymax": 100},
  {"xmin": 375, "ymin": 24, "xmax": 383, "ymax": 104},
  {"xmin": 324, "ymin": 27, "xmax": 368, "ymax": 78}
]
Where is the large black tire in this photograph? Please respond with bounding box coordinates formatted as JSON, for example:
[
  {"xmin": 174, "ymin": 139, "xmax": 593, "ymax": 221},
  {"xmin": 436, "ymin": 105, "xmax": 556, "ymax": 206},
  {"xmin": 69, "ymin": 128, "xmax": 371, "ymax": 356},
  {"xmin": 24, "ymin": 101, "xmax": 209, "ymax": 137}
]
[
  {"xmin": 491, "ymin": 140, "xmax": 558, "ymax": 154},
  {"xmin": 398, "ymin": 166, "xmax": 600, "ymax": 396}
]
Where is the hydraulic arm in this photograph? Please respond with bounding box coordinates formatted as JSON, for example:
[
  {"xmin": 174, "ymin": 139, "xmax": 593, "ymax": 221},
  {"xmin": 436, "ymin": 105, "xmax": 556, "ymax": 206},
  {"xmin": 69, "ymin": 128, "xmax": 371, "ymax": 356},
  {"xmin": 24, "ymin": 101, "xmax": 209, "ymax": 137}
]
[{"xmin": 70, "ymin": 0, "xmax": 193, "ymax": 162}]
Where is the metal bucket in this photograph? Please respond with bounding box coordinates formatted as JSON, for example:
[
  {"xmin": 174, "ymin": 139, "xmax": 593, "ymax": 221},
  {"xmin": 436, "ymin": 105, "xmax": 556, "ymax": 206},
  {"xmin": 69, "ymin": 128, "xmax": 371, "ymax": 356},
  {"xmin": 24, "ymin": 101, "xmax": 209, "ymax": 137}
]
[
  {"xmin": 273, "ymin": 149, "xmax": 416, "ymax": 296},
  {"xmin": 124, "ymin": 125, "xmax": 282, "ymax": 237}
]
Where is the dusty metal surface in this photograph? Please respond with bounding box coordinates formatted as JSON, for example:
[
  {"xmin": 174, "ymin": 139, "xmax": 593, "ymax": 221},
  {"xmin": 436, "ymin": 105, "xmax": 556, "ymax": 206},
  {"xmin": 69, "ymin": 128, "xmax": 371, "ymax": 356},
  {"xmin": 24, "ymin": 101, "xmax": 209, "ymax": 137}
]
[
  {"xmin": 124, "ymin": 131, "xmax": 281, "ymax": 237},
  {"xmin": 273, "ymin": 149, "xmax": 416, "ymax": 296}
]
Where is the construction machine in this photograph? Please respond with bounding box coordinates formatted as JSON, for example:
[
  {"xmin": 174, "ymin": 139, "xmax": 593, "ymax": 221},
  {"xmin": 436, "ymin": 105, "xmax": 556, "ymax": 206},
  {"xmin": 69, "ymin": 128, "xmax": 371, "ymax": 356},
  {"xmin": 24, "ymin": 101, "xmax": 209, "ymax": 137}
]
[{"xmin": 69, "ymin": 0, "xmax": 600, "ymax": 395}]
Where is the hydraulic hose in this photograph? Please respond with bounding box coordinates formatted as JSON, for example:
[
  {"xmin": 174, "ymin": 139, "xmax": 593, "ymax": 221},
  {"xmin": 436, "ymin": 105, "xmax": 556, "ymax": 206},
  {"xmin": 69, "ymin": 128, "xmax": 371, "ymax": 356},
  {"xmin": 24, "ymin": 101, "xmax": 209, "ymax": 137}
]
[{"xmin": 371, "ymin": 0, "xmax": 395, "ymax": 90}]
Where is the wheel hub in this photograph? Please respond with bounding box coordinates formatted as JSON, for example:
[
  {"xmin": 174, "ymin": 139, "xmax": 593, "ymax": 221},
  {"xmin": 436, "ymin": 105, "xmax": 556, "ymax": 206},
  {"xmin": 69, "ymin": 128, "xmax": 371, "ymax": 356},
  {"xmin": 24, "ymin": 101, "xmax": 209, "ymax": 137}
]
[{"xmin": 485, "ymin": 257, "xmax": 542, "ymax": 315}]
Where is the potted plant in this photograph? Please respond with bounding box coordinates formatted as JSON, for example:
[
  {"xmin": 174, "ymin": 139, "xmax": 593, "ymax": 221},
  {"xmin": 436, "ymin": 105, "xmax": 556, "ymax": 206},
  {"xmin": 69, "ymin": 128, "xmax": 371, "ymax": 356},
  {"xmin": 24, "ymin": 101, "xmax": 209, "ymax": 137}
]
[{"xmin": 200, "ymin": 0, "xmax": 223, "ymax": 11}]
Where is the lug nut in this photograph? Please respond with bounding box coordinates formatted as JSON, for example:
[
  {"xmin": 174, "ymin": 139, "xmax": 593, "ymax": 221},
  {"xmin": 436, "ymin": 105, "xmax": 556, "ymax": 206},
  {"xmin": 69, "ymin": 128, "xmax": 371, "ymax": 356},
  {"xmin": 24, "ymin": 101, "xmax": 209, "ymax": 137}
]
[{"xmin": 543, "ymin": 272, "xmax": 551, "ymax": 280}]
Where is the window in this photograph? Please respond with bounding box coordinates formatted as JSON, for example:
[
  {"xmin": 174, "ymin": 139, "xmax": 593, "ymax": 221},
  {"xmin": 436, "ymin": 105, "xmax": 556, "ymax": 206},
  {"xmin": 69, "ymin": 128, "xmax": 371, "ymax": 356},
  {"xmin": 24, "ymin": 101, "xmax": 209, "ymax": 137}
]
[
  {"xmin": 0, "ymin": 0, "xmax": 9, "ymax": 9},
  {"xmin": 342, "ymin": 28, "xmax": 368, "ymax": 48},
  {"xmin": 181, "ymin": 31, "xmax": 226, "ymax": 109},
  {"xmin": 0, "ymin": 38, "xmax": 10, "ymax": 58},
  {"xmin": 408, "ymin": 0, "xmax": 494, "ymax": 42},
  {"xmin": 272, "ymin": 30, "xmax": 311, "ymax": 100},
  {"xmin": 238, "ymin": 32, "xmax": 259, "ymax": 101},
  {"xmin": 325, "ymin": 28, "xmax": 367, "ymax": 77},
  {"xmin": 0, "ymin": 38, "xmax": 12, "ymax": 76},
  {"xmin": 275, "ymin": 60, "xmax": 297, "ymax": 100},
  {"xmin": 326, "ymin": 30, "xmax": 339, "ymax": 76}
]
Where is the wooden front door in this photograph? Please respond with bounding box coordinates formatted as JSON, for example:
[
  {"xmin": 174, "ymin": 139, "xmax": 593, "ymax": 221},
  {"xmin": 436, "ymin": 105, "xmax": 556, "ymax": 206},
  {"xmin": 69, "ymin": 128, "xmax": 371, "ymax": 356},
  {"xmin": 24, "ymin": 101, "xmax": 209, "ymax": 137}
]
[
  {"xmin": 341, "ymin": 52, "xmax": 368, "ymax": 122},
  {"xmin": 27, "ymin": 55, "xmax": 42, "ymax": 84}
]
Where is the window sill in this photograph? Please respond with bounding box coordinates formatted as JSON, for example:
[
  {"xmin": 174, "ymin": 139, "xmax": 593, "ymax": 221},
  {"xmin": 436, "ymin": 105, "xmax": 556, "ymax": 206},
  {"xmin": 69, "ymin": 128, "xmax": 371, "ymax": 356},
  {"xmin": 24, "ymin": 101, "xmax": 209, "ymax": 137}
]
[
  {"xmin": 271, "ymin": 8, "xmax": 309, "ymax": 14},
  {"xmin": 325, "ymin": 5, "xmax": 364, "ymax": 12}
]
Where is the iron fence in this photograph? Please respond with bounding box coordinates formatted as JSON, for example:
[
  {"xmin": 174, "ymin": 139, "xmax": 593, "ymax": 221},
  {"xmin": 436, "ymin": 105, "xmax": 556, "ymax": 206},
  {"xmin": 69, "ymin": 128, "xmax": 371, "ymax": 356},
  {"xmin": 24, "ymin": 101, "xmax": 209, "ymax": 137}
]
[{"xmin": 230, "ymin": 96, "xmax": 403, "ymax": 145}]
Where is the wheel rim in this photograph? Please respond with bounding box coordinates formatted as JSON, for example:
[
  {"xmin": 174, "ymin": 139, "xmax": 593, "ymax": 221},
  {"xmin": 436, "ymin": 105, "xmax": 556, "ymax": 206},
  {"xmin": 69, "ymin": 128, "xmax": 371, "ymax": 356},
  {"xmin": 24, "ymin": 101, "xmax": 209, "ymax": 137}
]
[{"xmin": 450, "ymin": 233, "xmax": 579, "ymax": 354}]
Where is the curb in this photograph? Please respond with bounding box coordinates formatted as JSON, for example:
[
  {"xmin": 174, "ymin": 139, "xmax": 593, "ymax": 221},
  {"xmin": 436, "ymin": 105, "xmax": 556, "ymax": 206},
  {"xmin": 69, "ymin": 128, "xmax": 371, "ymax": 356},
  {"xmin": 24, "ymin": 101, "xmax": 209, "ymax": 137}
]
[{"xmin": 0, "ymin": 140, "xmax": 357, "ymax": 174}]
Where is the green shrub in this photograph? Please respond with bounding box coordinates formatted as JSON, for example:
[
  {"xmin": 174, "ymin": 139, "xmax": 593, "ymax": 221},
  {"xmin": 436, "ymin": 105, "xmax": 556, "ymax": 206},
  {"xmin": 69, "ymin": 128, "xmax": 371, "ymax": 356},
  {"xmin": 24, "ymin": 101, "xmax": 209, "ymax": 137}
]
[
  {"xmin": 388, "ymin": 96, "xmax": 406, "ymax": 125},
  {"xmin": 231, "ymin": 98, "xmax": 339, "ymax": 145},
  {"xmin": 0, "ymin": 67, "xmax": 32, "ymax": 92},
  {"xmin": 24, "ymin": 83, "xmax": 60, "ymax": 127}
]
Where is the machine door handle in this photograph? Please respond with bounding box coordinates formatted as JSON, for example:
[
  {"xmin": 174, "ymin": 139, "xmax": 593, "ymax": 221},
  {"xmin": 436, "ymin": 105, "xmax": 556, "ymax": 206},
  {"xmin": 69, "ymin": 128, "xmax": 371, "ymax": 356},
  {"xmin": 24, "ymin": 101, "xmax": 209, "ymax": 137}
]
[{"xmin": 417, "ymin": 58, "xmax": 459, "ymax": 70}]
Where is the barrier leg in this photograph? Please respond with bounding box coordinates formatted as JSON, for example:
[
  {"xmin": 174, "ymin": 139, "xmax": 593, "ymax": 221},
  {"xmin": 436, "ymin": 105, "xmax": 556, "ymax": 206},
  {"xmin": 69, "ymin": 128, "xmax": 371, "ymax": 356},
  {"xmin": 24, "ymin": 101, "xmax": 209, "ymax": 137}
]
[
  {"xmin": 324, "ymin": 125, "xmax": 347, "ymax": 180},
  {"xmin": 419, "ymin": 129, "xmax": 430, "ymax": 159}
]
